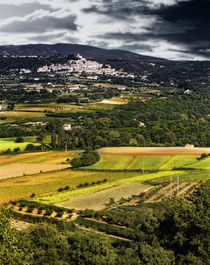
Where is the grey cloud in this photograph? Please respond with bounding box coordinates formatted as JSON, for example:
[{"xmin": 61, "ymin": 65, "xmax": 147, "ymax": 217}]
[
  {"xmin": 0, "ymin": 14, "xmax": 78, "ymax": 33},
  {"xmin": 0, "ymin": 3, "xmax": 57, "ymax": 19}
]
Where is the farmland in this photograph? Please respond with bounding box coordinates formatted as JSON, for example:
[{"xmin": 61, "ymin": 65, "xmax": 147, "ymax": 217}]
[
  {"xmin": 87, "ymin": 147, "xmax": 210, "ymax": 171},
  {"xmin": 57, "ymin": 182, "xmax": 150, "ymax": 210},
  {"xmin": 98, "ymin": 147, "xmax": 210, "ymax": 156},
  {"xmin": 0, "ymin": 137, "xmax": 41, "ymax": 152},
  {"xmin": 0, "ymin": 167, "xmax": 141, "ymax": 204},
  {"xmin": 0, "ymin": 147, "xmax": 209, "ymax": 209},
  {"xmin": 0, "ymin": 151, "xmax": 80, "ymax": 181},
  {"xmin": 16, "ymin": 103, "xmax": 115, "ymax": 113},
  {"xmin": 0, "ymin": 111, "xmax": 45, "ymax": 123}
]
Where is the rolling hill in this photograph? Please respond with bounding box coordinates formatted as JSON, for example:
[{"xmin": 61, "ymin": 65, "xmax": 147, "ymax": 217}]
[{"xmin": 0, "ymin": 43, "xmax": 167, "ymax": 62}]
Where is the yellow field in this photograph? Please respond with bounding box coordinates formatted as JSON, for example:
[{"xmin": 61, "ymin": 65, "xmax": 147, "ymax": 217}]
[{"xmin": 98, "ymin": 147, "xmax": 210, "ymax": 156}]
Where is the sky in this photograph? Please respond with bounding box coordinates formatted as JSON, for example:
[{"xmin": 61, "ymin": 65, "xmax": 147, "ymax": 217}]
[{"xmin": 0, "ymin": 0, "xmax": 209, "ymax": 60}]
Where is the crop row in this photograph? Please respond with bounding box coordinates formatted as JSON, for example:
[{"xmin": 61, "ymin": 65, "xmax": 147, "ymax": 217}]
[
  {"xmin": 76, "ymin": 216, "xmax": 136, "ymax": 240},
  {"xmin": 11, "ymin": 199, "xmax": 74, "ymax": 217}
]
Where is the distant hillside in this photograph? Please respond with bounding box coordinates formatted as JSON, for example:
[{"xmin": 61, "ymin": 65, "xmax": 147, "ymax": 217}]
[{"xmin": 0, "ymin": 43, "xmax": 167, "ymax": 62}]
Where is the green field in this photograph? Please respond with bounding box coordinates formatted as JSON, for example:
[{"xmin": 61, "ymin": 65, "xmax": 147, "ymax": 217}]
[
  {"xmin": 0, "ymin": 138, "xmax": 39, "ymax": 152},
  {"xmin": 85, "ymin": 155, "xmax": 209, "ymax": 171},
  {"xmin": 0, "ymin": 135, "xmax": 52, "ymax": 152}
]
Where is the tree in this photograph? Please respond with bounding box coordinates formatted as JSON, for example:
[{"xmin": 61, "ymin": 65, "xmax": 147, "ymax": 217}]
[
  {"xmin": 0, "ymin": 206, "xmax": 31, "ymax": 265},
  {"xmin": 66, "ymin": 231, "xmax": 117, "ymax": 264},
  {"xmin": 28, "ymin": 223, "xmax": 69, "ymax": 265},
  {"xmin": 36, "ymin": 132, "xmax": 45, "ymax": 151}
]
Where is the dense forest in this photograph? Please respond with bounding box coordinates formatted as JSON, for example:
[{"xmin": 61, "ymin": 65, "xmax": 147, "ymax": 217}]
[
  {"xmin": 0, "ymin": 181, "xmax": 209, "ymax": 265},
  {"xmin": 46, "ymin": 93, "xmax": 209, "ymax": 149}
]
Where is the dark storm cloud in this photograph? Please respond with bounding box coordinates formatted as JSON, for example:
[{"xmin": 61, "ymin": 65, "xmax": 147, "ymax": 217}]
[
  {"xmin": 0, "ymin": 3, "xmax": 57, "ymax": 19},
  {"xmin": 0, "ymin": 14, "xmax": 78, "ymax": 33},
  {"xmin": 83, "ymin": 0, "xmax": 150, "ymax": 21},
  {"xmin": 119, "ymin": 43, "xmax": 153, "ymax": 52},
  {"xmin": 85, "ymin": 0, "xmax": 210, "ymax": 59},
  {"xmin": 30, "ymin": 32, "xmax": 79, "ymax": 44}
]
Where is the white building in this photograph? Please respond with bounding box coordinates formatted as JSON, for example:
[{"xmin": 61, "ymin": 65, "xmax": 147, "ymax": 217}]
[{"xmin": 63, "ymin": 124, "xmax": 72, "ymax": 131}]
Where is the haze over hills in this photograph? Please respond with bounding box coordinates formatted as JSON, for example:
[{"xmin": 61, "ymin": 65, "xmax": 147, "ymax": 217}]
[{"xmin": 0, "ymin": 43, "xmax": 168, "ymax": 62}]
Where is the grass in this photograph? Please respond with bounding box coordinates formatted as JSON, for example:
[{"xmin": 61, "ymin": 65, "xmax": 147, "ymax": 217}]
[
  {"xmin": 144, "ymin": 170, "xmax": 210, "ymax": 185},
  {"xmin": 0, "ymin": 135, "xmax": 52, "ymax": 152},
  {"xmin": 86, "ymin": 154, "xmax": 210, "ymax": 171},
  {"xmin": 0, "ymin": 139, "xmax": 39, "ymax": 152},
  {"xmin": 185, "ymin": 157, "xmax": 210, "ymax": 170},
  {"xmin": 160, "ymin": 156, "xmax": 200, "ymax": 170}
]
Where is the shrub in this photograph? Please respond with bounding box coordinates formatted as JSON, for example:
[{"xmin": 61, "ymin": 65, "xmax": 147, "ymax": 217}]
[
  {"xmin": 14, "ymin": 147, "xmax": 21, "ymax": 153},
  {"xmin": 64, "ymin": 186, "xmax": 70, "ymax": 190},
  {"xmin": 15, "ymin": 137, "xmax": 24, "ymax": 143},
  {"xmin": 55, "ymin": 211, "xmax": 64, "ymax": 218},
  {"xmin": 57, "ymin": 188, "xmax": 64, "ymax": 192},
  {"xmin": 27, "ymin": 206, "xmax": 34, "ymax": 213},
  {"xmin": 4, "ymin": 148, "xmax": 11, "ymax": 154},
  {"xmin": 30, "ymin": 193, "xmax": 36, "ymax": 198},
  {"xmin": 71, "ymin": 150, "xmax": 100, "ymax": 168},
  {"xmin": 200, "ymin": 153, "xmax": 208, "ymax": 159},
  {"xmin": 25, "ymin": 144, "xmax": 35, "ymax": 151},
  {"xmin": 45, "ymin": 209, "xmax": 52, "ymax": 216}
]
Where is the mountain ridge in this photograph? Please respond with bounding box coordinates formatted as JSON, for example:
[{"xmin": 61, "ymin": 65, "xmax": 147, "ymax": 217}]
[{"xmin": 0, "ymin": 43, "xmax": 168, "ymax": 62}]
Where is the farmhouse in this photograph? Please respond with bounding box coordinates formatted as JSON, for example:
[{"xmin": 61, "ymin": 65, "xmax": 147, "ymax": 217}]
[
  {"xmin": 63, "ymin": 124, "xmax": 72, "ymax": 131},
  {"xmin": 185, "ymin": 144, "xmax": 194, "ymax": 148}
]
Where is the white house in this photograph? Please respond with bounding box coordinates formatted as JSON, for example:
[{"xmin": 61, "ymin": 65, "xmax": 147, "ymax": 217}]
[{"xmin": 63, "ymin": 124, "xmax": 72, "ymax": 131}]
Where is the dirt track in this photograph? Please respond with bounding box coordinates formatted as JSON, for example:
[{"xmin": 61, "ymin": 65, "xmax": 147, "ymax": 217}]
[{"xmin": 99, "ymin": 147, "xmax": 210, "ymax": 156}]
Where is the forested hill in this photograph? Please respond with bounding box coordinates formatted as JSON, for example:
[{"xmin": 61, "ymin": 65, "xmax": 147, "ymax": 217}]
[{"xmin": 0, "ymin": 43, "xmax": 167, "ymax": 62}]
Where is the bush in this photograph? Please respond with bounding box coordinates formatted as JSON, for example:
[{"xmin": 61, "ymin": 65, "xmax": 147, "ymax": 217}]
[
  {"xmin": 64, "ymin": 186, "xmax": 70, "ymax": 190},
  {"xmin": 57, "ymin": 188, "xmax": 64, "ymax": 192},
  {"xmin": 45, "ymin": 209, "xmax": 53, "ymax": 216},
  {"xmin": 55, "ymin": 211, "xmax": 64, "ymax": 218},
  {"xmin": 71, "ymin": 150, "xmax": 100, "ymax": 168},
  {"xmin": 200, "ymin": 153, "xmax": 208, "ymax": 159},
  {"xmin": 30, "ymin": 193, "xmax": 36, "ymax": 198},
  {"xmin": 14, "ymin": 147, "xmax": 20, "ymax": 153},
  {"xmin": 4, "ymin": 148, "xmax": 11, "ymax": 154},
  {"xmin": 15, "ymin": 137, "xmax": 24, "ymax": 143}
]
